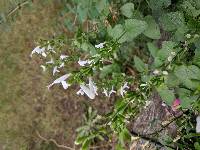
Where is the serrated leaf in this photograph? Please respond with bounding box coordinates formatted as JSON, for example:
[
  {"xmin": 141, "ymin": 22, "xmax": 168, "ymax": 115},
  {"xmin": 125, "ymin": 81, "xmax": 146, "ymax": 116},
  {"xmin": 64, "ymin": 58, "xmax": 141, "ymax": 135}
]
[
  {"xmin": 143, "ymin": 15, "xmax": 161, "ymax": 39},
  {"xmin": 159, "ymin": 11, "xmax": 185, "ymax": 31},
  {"xmin": 107, "ymin": 24, "xmax": 124, "ymax": 42},
  {"xmin": 108, "ymin": 19, "xmax": 147, "ymax": 43},
  {"xmin": 174, "ymin": 65, "xmax": 200, "ymax": 89},
  {"xmin": 174, "ymin": 25, "xmax": 188, "ymax": 41},
  {"xmin": 157, "ymin": 41, "xmax": 177, "ymax": 60},
  {"xmin": 123, "ymin": 19, "xmax": 147, "ymax": 42},
  {"xmin": 120, "ymin": 3, "xmax": 134, "ymax": 18},
  {"xmin": 165, "ymin": 73, "xmax": 180, "ymax": 88},
  {"xmin": 147, "ymin": 42, "xmax": 159, "ymax": 58},
  {"xmin": 179, "ymin": 96, "xmax": 196, "ymax": 109},
  {"xmin": 181, "ymin": 1, "xmax": 200, "ymax": 17},
  {"xmin": 153, "ymin": 57, "xmax": 163, "ymax": 67},
  {"xmin": 134, "ymin": 56, "xmax": 147, "ymax": 72},
  {"xmin": 157, "ymin": 85, "xmax": 175, "ymax": 105},
  {"xmin": 149, "ymin": 0, "xmax": 171, "ymax": 10},
  {"xmin": 153, "ymin": 41, "xmax": 176, "ymax": 67}
]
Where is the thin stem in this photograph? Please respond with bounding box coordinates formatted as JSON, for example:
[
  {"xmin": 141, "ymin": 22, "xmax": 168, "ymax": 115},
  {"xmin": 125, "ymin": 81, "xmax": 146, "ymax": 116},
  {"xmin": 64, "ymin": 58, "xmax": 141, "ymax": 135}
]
[
  {"xmin": 7, "ymin": 0, "xmax": 31, "ymax": 17},
  {"xmin": 36, "ymin": 131, "xmax": 75, "ymax": 150},
  {"xmin": 131, "ymin": 130, "xmax": 176, "ymax": 149},
  {"xmin": 144, "ymin": 112, "xmax": 184, "ymax": 136}
]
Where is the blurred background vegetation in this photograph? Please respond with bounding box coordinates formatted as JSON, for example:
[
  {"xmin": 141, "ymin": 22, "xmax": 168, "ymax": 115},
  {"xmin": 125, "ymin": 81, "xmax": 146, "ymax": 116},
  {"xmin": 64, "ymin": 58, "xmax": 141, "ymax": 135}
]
[{"xmin": 0, "ymin": 0, "xmax": 97, "ymax": 149}]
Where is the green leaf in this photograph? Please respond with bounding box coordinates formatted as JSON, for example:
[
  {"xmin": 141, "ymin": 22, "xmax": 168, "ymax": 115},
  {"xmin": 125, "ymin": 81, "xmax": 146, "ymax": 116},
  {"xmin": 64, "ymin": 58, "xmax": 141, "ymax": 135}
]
[
  {"xmin": 194, "ymin": 142, "xmax": 200, "ymax": 150},
  {"xmin": 120, "ymin": 3, "xmax": 134, "ymax": 18},
  {"xmin": 157, "ymin": 41, "xmax": 177, "ymax": 61},
  {"xmin": 123, "ymin": 19, "xmax": 147, "ymax": 42},
  {"xmin": 159, "ymin": 11, "xmax": 185, "ymax": 31},
  {"xmin": 157, "ymin": 85, "xmax": 175, "ymax": 105},
  {"xmin": 77, "ymin": 5, "xmax": 88, "ymax": 23},
  {"xmin": 149, "ymin": 0, "xmax": 171, "ymax": 10},
  {"xmin": 193, "ymin": 50, "xmax": 200, "ymax": 67},
  {"xmin": 165, "ymin": 73, "xmax": 180, "ymax": 88},
  {"xmin": 153, "ymin": 57, "xmax": 163, "ymax": 67},
  {"xmin": 75, "ymin": 135, "xmax": 87, "ymax": 145},
  {"xmin": 96, "ymin": 0, "xmax": 109, "ymax": 13},
  {"xmin": 147, "ymin": 42, "xmax": 159, "ymax": 58},
  {"xmin": 174, "ymin": 65, "xmax": 200, "ymax": 89},
  {"xmin": 108, "ymin": 19, "xmax": 147, "ymax": 43},
  {"xmin": 143, "ymin": 15, "xmax": 161, "ymax": 39},
  {"xmin": 82, "ymin": 140, "xmax": 90, "ymax": 150},
  {"xmin": 100, "ymin": 63, "xmax": 121, "ymax": 78},
  {"xmin": 153, "ymin": 41, "xmax": 177, "ymax": 67},
  {"xmin": 119, "ymin": 128, "xmax": 131, "ymax": 146},
  {"xmin": 134, "ymin": 56, "xmax": 147, "ymax": 72},
  {"xmin": 88, "ymin": 6, "xmax": 99, "ymax": 19},
  {"xmin": 107, "ymin": 24, "xmax": 124, "ymax": 42},
  {"xmin": 179, "ymin": 96, "xmax": 196, "ymax": 109},
  {"xmin": 181, "ymin": 1, "xmax": 200, "ymax": 17},
  {"xmin": 174, "ymin": 25, "xmax": 188, "ymax": 41}
]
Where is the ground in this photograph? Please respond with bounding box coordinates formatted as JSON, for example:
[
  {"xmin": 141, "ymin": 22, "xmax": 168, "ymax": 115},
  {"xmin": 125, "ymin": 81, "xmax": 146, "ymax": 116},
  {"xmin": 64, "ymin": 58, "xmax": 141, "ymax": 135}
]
[{"xmin": 0, "ymin": 1, "xmax": 94, "ymax": 149}]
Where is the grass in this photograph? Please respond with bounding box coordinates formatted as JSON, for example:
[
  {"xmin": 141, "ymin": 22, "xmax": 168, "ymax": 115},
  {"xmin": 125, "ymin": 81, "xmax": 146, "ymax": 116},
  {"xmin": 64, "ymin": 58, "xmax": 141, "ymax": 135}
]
[
  {"xmin": 0, "ymin": 1, "xmax": 115, "ymax": 149},
  {"xmin": 0, "ymin": 1, "xmax": 85, "ymax": 149}
]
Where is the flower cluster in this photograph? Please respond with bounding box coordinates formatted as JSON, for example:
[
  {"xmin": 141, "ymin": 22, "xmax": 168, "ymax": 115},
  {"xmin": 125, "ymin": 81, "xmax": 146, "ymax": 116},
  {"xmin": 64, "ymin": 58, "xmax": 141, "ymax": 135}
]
[{"xmin": 31, "ymin": 42, "xmax": 130, "ymax": 100}]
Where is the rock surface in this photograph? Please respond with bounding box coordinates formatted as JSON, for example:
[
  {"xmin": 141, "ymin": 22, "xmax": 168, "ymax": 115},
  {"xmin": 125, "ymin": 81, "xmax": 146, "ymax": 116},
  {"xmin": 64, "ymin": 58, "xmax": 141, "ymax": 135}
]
[{"xmin": 129, "ymin": 91, "xmax": 179, "ymax": 150}]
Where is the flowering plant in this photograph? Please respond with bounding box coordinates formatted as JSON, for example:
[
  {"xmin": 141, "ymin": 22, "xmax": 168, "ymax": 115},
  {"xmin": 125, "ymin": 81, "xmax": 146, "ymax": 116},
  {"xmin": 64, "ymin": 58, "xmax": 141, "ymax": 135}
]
[{"xmin": 31, "ymin": 0, "xmax": 200, "ymax": 149}]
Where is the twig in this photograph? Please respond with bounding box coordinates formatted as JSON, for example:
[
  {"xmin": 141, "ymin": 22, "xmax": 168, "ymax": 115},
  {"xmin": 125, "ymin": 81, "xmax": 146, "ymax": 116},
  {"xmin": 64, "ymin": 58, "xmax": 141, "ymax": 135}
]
[
  {"xmin": 36, "ymin": 131, "xmax": 75, "ymax": 150},
  {"xmin": 131, "ymin": 131, "xmax": 176, "ymax": 149},
  {"xmin": 144, "ymin": 112, "xmax": 184, "ymax": 136},
  {"xmin": 7, "ymin": 0, "xmax": 31, "ymax": 18}
]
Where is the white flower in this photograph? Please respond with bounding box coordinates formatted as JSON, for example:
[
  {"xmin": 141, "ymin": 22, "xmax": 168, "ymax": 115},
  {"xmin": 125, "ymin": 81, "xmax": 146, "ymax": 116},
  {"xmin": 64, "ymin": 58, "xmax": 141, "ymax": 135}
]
[
  {"xmin": 78, "ymin": 58, "xmax": 92, "ymax": 66},
  {"xmin": 47, "ymin": 45, "xmax": 56, "ymax": 53},
  {"xmin": 186, "ymin": 34, "xmax": 191, "ymax": 39},
  {"xmin": 88, "ymin": 77, "xmax": 98, "ymax": 95},
  {"xmin": 40, "ymin": 65, "xmax": 46, "ymax": 72},
  {"xmin": 103, "ymin": 88, "xmax": 109, "ymax": 97},
  {"xmin": 162, "ymin": 71, "xmax": 168, "ymax": 75},
  {"xmin": 171, "ymin": 52, "xmax": 176, "ymax": 56},
  {"xmin": 95, "ymin": 42, "xmax": 105, "ymax": 49},
  {"xmin": 196, "ymin": 116, "xmax": 200, "ymax": 133},
  {"xmin": 30, "ymin": 46, "xmax": 46, "ymax": 57},
  {"xmin": 53, "ymin": 66, "xmax": 60, "ymax": 76},
  {"xmin": 108, "ymin": 86, "xmax": 116, "ymax": 97},
  {"xmin": 161, "ymin": 102, "xmax": 167, "ymax": 107},
  {"xmin": 59, "ymin": 62, "xmax": 65, "ymax": 68},
  {"xmin": 46, "ymin": 58, "xmax": 54, "ymax": 64},
  {"xmin": 60, "ymin": 54, "xmax": 68, "ymax": 60},
  {"xmin": 78, "ymin": 78, "xmax": 98, "ymax": 99},
  {"xmin": 61, "ymin": 81, "xmax": 71, "ymax": 89},
  {"xmin": 167, "ymin": 56, "xmax": 173, "ymax": 62},
  {"xmin": 120, "ymin": 82, "xmax": 129, "ymax": 97},
  {"xmin": 47, "ymin": 73, "xmax": 71, "ymax": 89},
  {"xmin": 153, "ymin": 69, "xmax": 160, "ymax": 75},
  {"xmin": 103, "ymin": 87, "xmax": 116, "ymax": 97},
  {"xmin": 76, "ymin": 89, "xmax": 84, "ymax": 95}
]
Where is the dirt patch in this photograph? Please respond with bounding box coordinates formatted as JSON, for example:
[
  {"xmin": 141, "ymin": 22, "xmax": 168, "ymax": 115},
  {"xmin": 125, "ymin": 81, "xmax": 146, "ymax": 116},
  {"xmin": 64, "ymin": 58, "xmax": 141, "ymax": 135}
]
[{"xmin": 0, "ymin": 1, "xmax": 87, "ymax": 149}]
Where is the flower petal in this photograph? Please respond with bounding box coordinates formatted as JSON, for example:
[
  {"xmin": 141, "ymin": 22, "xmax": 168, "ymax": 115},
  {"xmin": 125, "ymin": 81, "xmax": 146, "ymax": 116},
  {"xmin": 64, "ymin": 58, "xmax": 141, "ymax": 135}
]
[
  {"xmin": 61, "ymin": 81, "xmax": 70, "ymax": 89},
  {"xmin": 80, "ymin": 84, "xmax": 95, "ymax": 99}
]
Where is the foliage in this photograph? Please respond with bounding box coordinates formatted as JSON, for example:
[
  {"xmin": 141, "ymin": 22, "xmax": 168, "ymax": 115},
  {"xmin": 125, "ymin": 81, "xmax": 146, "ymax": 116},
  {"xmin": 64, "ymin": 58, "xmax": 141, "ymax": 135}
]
[{"xmin": 30, "ymin": 0, "xmax": 200, "ymax": 149}]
